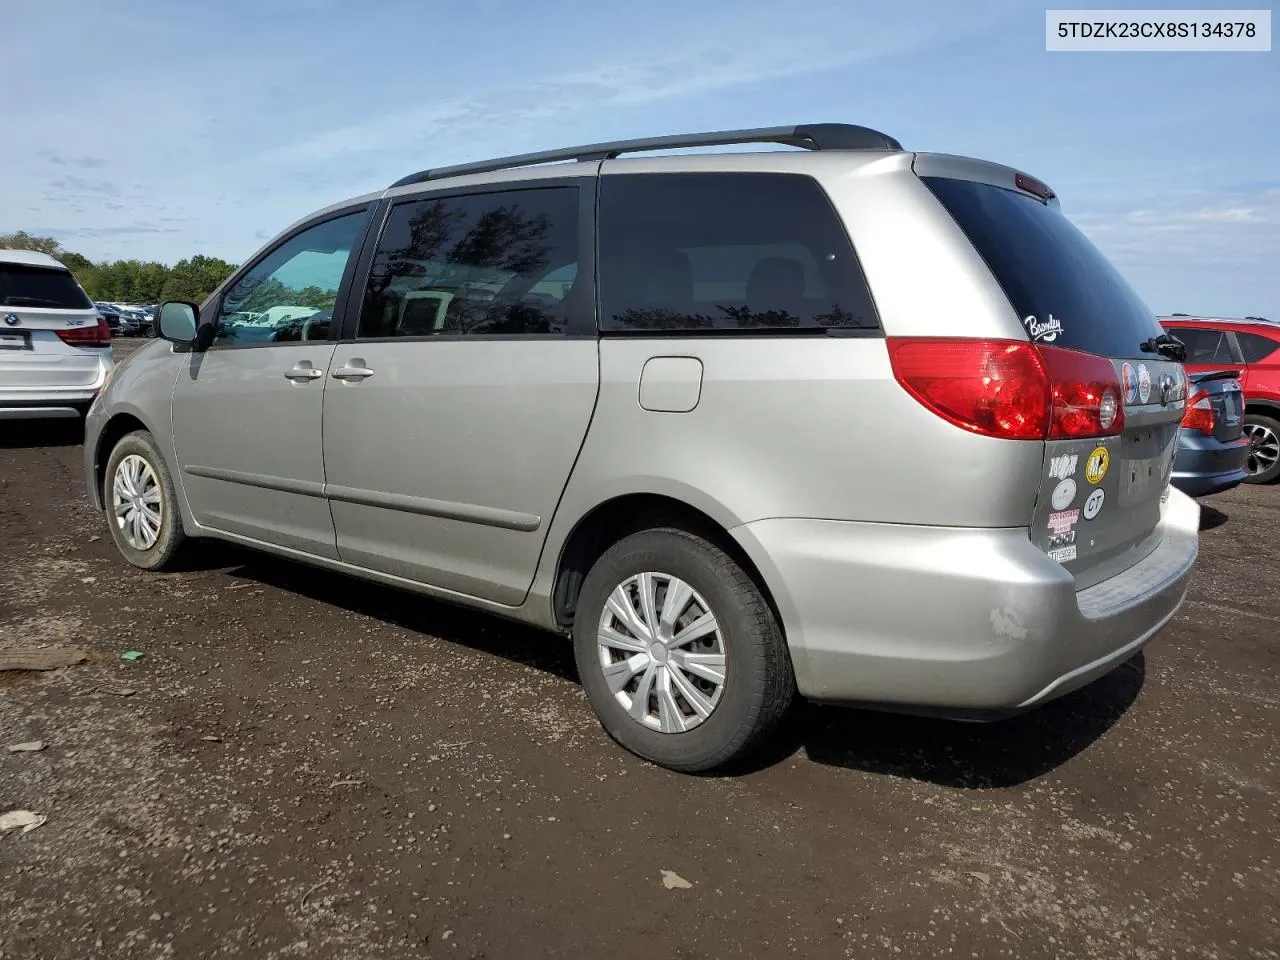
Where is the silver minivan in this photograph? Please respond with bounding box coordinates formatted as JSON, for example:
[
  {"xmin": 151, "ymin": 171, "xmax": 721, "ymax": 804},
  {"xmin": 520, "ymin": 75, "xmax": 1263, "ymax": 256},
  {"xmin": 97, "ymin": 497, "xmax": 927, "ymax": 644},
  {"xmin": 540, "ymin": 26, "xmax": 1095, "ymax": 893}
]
[{"xmin": 84, "ymin": 125, "xmax": 1199, "ymax": 771}]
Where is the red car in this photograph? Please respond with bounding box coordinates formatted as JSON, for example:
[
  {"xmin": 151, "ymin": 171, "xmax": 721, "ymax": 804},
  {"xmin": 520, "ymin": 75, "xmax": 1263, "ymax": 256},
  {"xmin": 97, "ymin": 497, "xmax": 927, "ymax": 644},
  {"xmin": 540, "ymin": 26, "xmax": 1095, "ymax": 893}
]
[{"xmin": 1158, "ymin": 316, "xmax": 1280, "ymax": 483}]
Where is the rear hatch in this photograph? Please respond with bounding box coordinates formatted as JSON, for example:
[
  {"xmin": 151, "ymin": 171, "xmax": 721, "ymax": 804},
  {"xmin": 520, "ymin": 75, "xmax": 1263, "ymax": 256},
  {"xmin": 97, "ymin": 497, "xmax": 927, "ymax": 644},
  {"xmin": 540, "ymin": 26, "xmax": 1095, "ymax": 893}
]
[
  {"xmin": 0, "ymin": 262, "xmax": 108, "ymax": 386},
  {"xmin": 922, "ymin": 174, "xmax": 1182, "ymax": 588}
]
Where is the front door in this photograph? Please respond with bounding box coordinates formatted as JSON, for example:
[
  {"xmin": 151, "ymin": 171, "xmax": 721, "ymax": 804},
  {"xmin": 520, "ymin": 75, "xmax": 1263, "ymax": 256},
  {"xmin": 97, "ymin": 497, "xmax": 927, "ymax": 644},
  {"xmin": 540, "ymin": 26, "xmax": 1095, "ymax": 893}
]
[
  {"xmin": 171, "ymin": 208, "xmax": 371, "ymax": 557},
  {"xmin": 322, "ymin": 181, "xmax": 599, "ymax": 605}
]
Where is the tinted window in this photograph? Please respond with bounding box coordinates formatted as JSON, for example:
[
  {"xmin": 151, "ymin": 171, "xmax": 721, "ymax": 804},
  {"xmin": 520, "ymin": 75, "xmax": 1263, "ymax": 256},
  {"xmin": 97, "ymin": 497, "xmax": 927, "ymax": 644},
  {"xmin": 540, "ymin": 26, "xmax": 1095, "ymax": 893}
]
[
  {"xmin": 598, "ymin": 173, "xmax": 876, "ymax": 333},
  {"xmin": 1165, "ymin": 326, "xmax": 1234, "ymax": 364},
  {"xmin": 215, "ymin": 211, "xmax": 367, "ymax": 347},
  {"xmin": 0, "ymin": 264, "xmax": 92, "ymax": 309},
  {"xmin": 1237, "ymin": 331, "xmax": 1280, "ymax": 363},
  {"xmin": 924, "ymin": 177, "xmax": 1163, "ymax": 359},
  {"xmin": 359, "ymin": 187, "xmax": 580, "ymax": 338}
]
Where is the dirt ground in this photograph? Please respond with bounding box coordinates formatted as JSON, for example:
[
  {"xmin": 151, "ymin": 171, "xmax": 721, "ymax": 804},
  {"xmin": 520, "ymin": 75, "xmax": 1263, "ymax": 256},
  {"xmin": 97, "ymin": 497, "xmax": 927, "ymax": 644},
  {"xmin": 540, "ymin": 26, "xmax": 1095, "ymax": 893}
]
[{"xmin": 1, "ymin": 338, "xmax": 1277, "ymax": 959}]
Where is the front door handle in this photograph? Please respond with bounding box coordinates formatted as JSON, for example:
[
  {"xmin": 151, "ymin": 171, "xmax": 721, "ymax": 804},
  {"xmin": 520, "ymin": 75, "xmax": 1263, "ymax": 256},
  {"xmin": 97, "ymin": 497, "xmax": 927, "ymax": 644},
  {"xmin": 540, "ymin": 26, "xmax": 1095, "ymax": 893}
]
[
  {"xmin": 331, "ymin": 361, "xmax": 374, "ymax": 381},
  {"xmin": 284, "ymin": 362, "xmax": 324, "ymax": 382}
]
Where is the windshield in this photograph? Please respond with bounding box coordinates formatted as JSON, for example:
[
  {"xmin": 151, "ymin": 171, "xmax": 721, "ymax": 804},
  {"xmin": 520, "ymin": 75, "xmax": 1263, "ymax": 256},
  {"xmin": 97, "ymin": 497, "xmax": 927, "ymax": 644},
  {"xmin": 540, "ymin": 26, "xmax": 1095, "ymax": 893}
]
[
  {"xmin": 0, "ymin": 264, "xmax": 93, "ymax": 309},
  {"xmin": 923, "ymin": 176, "xmax": 1164, "ymax": 359}
]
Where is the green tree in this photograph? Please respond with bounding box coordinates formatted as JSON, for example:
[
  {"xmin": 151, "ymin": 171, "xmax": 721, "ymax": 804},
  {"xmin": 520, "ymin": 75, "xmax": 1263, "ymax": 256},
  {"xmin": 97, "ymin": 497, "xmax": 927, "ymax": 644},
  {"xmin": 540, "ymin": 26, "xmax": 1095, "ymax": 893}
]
[
  {"xmin": 162, "ymin": 254, "xmax": 237, "ymax": 303},
  {"xmin": 2, "ymin": 231, "xmax": 237, "ymax": 304},
  {"xmin": 0, "ymin": 231, "xmax": 65, "ymax": 257}
]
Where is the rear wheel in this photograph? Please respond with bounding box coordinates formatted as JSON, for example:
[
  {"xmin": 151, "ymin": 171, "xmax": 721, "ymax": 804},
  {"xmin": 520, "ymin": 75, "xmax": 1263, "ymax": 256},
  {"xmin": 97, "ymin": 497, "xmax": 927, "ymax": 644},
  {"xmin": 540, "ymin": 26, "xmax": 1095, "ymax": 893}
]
[
  {"xmin": 1243, "ymin": 413, "xmax": 1280, "ymax": 484},
  {"xmin": 572, "ymin": 528, "xmax": 795, "ymax": 772},
  {"xmin": 104, "ymin": 430, "xmax": 186, "ymax": 570}
]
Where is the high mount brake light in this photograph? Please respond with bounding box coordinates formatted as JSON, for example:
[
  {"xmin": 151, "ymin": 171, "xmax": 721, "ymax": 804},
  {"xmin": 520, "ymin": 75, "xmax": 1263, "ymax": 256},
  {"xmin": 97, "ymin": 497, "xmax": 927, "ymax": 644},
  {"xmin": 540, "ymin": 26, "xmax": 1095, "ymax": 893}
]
[
  {"xmin": 1014, "ymin": 172, "xmax": 1055, "ymax": 201},
  {"xmin": 887, "ymin": 338, "xmax": 1124, "ymax": 441}
]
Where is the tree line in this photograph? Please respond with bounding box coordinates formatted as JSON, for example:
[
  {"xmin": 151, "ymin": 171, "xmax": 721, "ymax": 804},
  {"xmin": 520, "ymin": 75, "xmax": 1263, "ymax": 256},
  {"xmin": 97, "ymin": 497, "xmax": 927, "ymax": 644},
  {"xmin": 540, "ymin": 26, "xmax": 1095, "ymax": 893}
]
[{"xmin": 0, "ymin": 231, "xmax": 238, "ymax": 304}]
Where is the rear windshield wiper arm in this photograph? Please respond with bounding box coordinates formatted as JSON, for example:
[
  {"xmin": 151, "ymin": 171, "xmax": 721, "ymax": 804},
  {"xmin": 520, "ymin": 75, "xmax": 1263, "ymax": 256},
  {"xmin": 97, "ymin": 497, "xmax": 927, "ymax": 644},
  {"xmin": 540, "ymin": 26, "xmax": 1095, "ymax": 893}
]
[
  {"xmin": 1140, "ymin": 332, "xmax": 1187, "ymax": 363},
  {"xmin": 1, "ymin": 296, "xmax": 65, "ymax": 307}
]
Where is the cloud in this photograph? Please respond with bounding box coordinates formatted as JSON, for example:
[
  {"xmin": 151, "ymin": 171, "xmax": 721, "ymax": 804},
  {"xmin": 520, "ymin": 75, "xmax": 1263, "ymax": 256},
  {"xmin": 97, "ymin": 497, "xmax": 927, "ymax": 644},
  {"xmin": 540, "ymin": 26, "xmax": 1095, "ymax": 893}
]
[{"xmin": 48, "ymin": 175, "xmax": 118, "ymax": 195}]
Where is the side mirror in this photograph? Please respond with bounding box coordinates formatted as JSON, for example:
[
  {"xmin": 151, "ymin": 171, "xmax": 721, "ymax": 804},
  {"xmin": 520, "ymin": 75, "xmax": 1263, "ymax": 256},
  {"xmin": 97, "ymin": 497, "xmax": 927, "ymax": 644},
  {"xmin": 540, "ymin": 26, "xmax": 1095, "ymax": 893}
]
[{"xmin": 157, "ymin": 301, "xmax": 199, "ymax": 345}]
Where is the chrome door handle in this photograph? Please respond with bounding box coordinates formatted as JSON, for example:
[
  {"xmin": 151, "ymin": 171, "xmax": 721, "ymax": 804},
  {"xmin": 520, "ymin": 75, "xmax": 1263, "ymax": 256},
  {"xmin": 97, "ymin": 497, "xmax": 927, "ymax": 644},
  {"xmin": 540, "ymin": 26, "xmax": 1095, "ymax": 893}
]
[
  {"xmin": 331, "ymin": 364, "xmax": 374, "ymax": 381},
  {"xmin": 284, "ymin": 363, "xmax": 324, "ymax": 381}
]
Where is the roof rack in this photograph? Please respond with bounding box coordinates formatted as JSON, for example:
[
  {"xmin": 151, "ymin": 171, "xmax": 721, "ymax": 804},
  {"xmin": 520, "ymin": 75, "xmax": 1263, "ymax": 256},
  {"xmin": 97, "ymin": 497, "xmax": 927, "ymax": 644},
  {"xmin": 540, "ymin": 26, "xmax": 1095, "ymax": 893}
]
[{"xmin": 388, "ymin": 123, "xmax": 903, "ymax": 189}]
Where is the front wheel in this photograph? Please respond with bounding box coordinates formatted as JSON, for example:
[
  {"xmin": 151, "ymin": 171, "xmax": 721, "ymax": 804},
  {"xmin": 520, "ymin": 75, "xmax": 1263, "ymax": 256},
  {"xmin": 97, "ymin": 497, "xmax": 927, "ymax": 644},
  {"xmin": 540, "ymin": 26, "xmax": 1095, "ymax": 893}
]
[
  {"xmin": 1243, "ymin": 413, "xmax": 1280, "ymax": 484},
  {"xmin": 572, "ymin": 528, "xmax": 795, "ymax": 772},
  {"xmin": 103, "ymin": 430, "xmax": 187, "ymax": 570}
]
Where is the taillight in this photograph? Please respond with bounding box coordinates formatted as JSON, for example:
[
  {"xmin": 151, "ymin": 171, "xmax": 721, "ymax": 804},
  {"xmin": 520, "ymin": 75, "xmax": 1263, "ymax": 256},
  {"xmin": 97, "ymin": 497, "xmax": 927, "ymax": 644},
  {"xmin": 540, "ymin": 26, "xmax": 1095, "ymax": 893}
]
[
  {"xmin": 1181, "ymin": 391, "xmax": 1215, "ymax": 433},
  {"xmin": 55, "ymin": 317, "xmax": 112, "ymax": 348},
  {"xmin": 1037, "ymin": 344, "xmax": 1124, "ymax": 438},
  {"xmin": 887, "ymin": 338, "xmax": 1124, "ymax": 441}
]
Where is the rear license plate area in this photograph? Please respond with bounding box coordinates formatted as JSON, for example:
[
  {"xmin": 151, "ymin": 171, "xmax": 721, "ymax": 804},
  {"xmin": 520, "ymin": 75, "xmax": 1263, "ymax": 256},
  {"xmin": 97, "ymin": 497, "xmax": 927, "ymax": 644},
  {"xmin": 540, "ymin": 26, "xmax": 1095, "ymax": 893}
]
[
  {"xmin": 0, "ymin": 332, "xmax": 31, "ymax": 350},
  {"xmin": 1120, "ymin": 428, "xmax": 1176, "ymax": 505}
]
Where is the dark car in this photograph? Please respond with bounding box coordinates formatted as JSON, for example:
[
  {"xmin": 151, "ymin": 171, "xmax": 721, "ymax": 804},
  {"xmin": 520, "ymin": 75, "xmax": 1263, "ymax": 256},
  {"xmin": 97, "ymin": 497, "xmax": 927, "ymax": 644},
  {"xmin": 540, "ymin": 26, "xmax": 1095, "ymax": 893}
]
[
  {"xmin": 1171, "ymin": 368, "xmax": 1251, "ymax": 496},
  {"xmin": 1159, "ymin": 316, "xmax": 1280, "ymax": 483}
]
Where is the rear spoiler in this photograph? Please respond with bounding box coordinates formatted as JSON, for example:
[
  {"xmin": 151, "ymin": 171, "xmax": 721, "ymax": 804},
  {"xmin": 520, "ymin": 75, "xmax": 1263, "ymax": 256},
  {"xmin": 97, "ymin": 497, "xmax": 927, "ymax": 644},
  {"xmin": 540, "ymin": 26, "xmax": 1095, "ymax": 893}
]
[{"xmin": 1188, "ymin": 369, "xmax": 1243, "ymax": 385}]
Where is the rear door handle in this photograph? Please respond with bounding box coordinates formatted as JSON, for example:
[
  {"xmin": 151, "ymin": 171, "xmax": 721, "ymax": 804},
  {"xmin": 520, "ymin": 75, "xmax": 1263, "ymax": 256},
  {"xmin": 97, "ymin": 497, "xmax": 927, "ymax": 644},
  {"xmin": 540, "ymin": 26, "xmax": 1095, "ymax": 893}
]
[
  {"xmin": 332, "ymin": 362, "xmax": 374, "ymax": 381},
  {"xmin": 284, "ymin": 362, "xmax": 324, "ymax": 382}
]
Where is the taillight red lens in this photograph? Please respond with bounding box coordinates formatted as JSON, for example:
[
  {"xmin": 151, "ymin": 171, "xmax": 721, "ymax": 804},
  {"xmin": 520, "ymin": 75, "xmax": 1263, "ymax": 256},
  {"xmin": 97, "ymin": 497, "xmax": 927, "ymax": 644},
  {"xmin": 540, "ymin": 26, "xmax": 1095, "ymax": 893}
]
[
  {"xmin": 1036, "ymin": 344, "xmax": 1125, "ymax": 439},
  {"xmin": 1181, "ymin": 391, "xmax": 1214, "ymax": 433},
  {"xmin": 886, "ymin": 338, "xmax": 1050, "ymax": 440},
  {"xmin": 887, "ymin": 338, "xmax": 1124, "ymax": 441},
  {"xmin": 55, "ymin": 317, "xmax": 112, "ymax": 348}
]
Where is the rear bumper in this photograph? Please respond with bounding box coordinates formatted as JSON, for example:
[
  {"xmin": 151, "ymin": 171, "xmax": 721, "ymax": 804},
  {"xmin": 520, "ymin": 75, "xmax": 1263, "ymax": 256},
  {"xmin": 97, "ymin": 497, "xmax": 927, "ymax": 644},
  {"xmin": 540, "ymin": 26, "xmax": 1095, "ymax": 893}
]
[
  {"xmin": 0, "ymin": 353, "xmax": 111, "ymax": 416},
  {"xmin": 732, "ymin": 488, "xmax": 1199, "ymax": 712},
  {"xmin": 1172, "ymin": 433, "xmax": 1250, "ymax": 496}
]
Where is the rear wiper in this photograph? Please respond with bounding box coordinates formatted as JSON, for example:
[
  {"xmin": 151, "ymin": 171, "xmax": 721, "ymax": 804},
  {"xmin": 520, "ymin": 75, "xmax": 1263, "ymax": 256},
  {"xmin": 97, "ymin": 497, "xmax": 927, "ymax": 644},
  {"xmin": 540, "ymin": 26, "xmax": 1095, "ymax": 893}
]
[
  {"xmin": 1140, "ymin": 332, "xmax": 1187, "ymax": 363},
  {"xmin": 1, "ymin": 296, "xmax": 63, "ymax": 307}
]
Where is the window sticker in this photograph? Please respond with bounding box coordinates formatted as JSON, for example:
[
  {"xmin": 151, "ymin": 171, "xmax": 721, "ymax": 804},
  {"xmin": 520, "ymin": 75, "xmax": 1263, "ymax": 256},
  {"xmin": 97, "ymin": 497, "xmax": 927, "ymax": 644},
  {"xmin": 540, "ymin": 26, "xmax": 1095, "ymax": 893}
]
[{"xmin": 1024, "ymin": 313, "xmax": 1063, "ymax": 343}]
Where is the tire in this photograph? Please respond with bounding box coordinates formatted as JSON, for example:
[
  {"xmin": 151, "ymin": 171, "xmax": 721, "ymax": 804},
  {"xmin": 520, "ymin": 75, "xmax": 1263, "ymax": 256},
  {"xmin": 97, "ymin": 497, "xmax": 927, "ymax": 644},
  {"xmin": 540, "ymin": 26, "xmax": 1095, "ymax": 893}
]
[
  {"xmin": 572, "ymin": 528, "xmax": 795, "ymax": 772},
  {"xmin": 1243, "ymin": 413, "xmax": 1280, "ymax": 484},
  {"xmin": 103, "ymin": 430, "xmax": 187, "ymax": 570}
]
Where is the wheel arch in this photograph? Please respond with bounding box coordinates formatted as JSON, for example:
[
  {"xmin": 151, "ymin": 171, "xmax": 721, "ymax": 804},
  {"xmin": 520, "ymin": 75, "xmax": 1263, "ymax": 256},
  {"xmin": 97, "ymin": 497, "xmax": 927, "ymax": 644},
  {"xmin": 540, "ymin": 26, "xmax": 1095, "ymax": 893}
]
[
  {"xmin": 551, "ymin": 492, "xmax": 785, "ymax": 636},
  {"xmin": 92, "ymin": 412, "xmax": 153, "ymax": 510},
  {"xmin": 1244, "ymin": 398, "xmax": 1280, "ymax": 419}
]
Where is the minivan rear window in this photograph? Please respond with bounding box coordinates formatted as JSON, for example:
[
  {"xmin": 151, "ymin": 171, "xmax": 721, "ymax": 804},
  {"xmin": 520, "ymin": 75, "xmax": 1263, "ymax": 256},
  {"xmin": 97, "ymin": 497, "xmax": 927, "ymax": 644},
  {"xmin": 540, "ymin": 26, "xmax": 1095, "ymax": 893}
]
[
  {"xmin": 0, "ymin": 264, "xmax": 93, "ymax": 309},
  {"xmin": 923, "ymin": 177, "xmax": 1163, "ymax": 360}
]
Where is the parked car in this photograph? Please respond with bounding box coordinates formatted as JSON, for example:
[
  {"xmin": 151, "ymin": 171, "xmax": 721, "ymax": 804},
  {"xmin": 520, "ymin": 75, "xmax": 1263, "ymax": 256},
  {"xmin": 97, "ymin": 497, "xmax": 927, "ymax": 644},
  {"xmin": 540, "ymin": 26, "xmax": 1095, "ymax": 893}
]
[
  {"xmin": 1158, "ymin": 316, "xmax": 1280, "ymax": 483},
  {"xmin": 84, "ymin": 124, "xmax": 1200, "ymax": 771},
  {"xmin": 1170, "ymin": 369, "xmax": 1251, "ymax": 496},
  {"xmin": 97, "ymin": 305, "xmax": 121, "ymax": 336},
  {"xmin": 96, "ymin": 303, "xmax": 133, "ymax": 336},
  {"xmin": 1, "ymin": 249, "xmax": 113, "ymax": 419}
]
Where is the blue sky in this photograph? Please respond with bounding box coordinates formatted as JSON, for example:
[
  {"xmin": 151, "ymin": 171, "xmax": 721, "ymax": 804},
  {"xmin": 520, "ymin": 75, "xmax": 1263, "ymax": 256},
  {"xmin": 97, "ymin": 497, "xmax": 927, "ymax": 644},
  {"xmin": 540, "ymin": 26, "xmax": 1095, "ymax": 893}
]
[{"xmin": 3, "ymin": 0, "xmax": 1276, "ymax": 317}]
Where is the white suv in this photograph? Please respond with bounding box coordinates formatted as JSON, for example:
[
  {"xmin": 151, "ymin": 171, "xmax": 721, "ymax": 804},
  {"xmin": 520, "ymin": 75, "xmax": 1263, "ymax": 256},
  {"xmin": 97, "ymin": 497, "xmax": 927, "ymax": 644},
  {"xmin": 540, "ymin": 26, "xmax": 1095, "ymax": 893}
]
[{"xmin": 0, "ymin": 249, "xmax": 113, "ymax": 420}]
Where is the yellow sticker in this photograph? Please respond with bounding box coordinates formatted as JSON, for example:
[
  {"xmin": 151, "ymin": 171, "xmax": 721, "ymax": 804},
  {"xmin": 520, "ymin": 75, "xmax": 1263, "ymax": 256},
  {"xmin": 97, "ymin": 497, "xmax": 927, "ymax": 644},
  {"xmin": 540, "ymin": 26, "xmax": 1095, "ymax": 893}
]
[{"xmin": 1085, "ymin": 446, "xmax": 1110, "ymax": 484}]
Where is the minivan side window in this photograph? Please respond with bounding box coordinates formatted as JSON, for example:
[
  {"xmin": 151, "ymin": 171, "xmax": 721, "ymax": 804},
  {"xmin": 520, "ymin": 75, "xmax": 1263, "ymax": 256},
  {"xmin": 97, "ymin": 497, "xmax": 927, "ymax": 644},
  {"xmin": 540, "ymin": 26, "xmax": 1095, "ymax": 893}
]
[
  {"xmin": 598, "ymin": 173, "xmax": 878, "ymax": 333},
  {"xmin": 213, "ymin": 211, "xmax": 367, "ymax": 348},
  {"xmin": 1236, "ymin": 331, "xmax": 1280, "ymax": 364},
  {"xmin": 357, "ymin": 186, "xmax": 580, "ymax": 338},
  {"xmin": 1166, "ymin": 326, "xmax": 1234, "ymax": 364}
]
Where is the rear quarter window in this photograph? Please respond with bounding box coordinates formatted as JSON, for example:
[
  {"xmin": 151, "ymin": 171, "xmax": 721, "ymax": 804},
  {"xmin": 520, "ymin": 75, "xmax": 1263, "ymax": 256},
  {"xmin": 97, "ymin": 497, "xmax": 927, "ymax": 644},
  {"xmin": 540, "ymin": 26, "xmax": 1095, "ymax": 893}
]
[
  {"xmin": 598, "ymin": 172, "xmax": 878, "ymax": 333},
  {"xmin": 923, "ymin": 177, "xmax": 1163, "ymax": 360},
  {"xmin": 1236, "ymin": 331, "xmax": 1280, "ymax": 363},
  {"xmin": 0, "ymin": 264, "xmax": 93, "ymax": 309}
]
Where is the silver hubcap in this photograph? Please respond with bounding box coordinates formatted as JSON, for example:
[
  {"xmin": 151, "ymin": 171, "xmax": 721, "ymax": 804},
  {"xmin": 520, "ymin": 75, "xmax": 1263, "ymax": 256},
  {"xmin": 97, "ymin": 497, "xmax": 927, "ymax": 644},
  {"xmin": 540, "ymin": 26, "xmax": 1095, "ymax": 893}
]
[
  {"xmin": 1244, "ymin": 422, "xmax": 1280, "ymax": 475},
  {"xmin": 596, "ymin": 572, "xmax": 727, "ymax": 734},
  {"xmin": 111, "ymin": 454, "xmax": 163, "ymax": 550}
]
